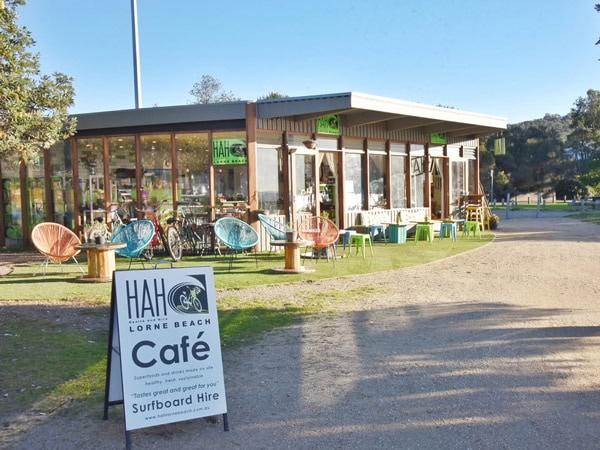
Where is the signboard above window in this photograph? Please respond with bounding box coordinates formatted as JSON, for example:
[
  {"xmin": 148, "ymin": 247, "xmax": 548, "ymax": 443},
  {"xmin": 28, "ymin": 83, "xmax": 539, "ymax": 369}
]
[
  {"xmin": 317, "ymin": 114, "xmax": 341, "ymax": 135},
  {"xmin": 212, "ymin": 139, "xmax": 247, "ymax": 165},
  {"xmin": 430, "ymin": 133, "xmax": 447, "ymax": 144}
]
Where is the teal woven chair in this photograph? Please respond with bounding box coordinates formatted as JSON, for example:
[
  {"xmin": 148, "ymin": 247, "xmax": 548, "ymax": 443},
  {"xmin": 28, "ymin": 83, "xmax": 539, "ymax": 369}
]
[
  {"xmin": 111, "ymin": 220, "xmax": 155, "ymax": 268},
  {"xmin": 258, "ymin": 213, "xmax": 293, "ymax": 240},
  {"xmin": 258, "ymin": 213, "xmax": 294, "ymax": 253},
  {"xmin": 214, "ymin": 217, "xmax": 259, "ymax": 271}
]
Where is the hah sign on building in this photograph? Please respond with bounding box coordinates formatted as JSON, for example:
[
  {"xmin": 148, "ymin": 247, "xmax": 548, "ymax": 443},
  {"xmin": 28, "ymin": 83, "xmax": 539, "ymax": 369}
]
[{"xmin": 104, "ymin": 267, "xmax": 228, "ymax": 446}]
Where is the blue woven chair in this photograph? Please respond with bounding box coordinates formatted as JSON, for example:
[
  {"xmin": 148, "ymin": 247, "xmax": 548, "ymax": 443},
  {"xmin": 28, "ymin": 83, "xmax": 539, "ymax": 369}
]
[
  {"xmin": 257, "ymin": 213, "xmax": 294, "ymax": 253},
  {"xmin": 214, "ymin": 217, "xmax": 259, "ymax": 271},
  {"xmin": 111, "ymin": 220, "xmax": 155, "ymax": 269}
]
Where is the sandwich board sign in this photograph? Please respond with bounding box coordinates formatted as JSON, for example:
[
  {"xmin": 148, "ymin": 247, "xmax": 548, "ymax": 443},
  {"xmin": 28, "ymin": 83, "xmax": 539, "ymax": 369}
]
[{"xmin": 104, "ymin": 267, "xmax": 228, "ymax": 446}]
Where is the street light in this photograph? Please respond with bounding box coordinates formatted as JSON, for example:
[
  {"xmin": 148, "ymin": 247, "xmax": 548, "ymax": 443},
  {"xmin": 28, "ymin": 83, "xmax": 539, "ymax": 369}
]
[{"xmin": 490, "ymin": 169, "xmax": 494, "ymax": 204}]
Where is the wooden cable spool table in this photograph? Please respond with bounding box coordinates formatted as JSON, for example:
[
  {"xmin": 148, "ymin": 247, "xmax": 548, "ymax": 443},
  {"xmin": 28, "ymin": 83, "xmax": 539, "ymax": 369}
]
[
  {"xmin": 76, "ymin": 242, "xmax": 126, "ymax": 282},
  {"xmin": 269, "ymin": 239, "xmax": 315, "ymax": 274}
]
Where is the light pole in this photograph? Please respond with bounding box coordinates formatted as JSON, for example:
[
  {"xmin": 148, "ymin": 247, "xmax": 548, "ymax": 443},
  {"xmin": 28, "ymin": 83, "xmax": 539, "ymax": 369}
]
[
  {"xmin": 490, "ymin": 169, "xmax": 494, "ymax": 204},
  {"xmin": 131, "ymin": 0, "xmax": 142, "ymax": 108}
]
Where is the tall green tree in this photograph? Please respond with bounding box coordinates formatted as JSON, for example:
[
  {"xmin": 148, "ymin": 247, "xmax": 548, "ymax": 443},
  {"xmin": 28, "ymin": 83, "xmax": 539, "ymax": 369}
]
[
  {"xmin": 497, "ymin": 115, "xmax": 570, "ymax": 194},
  {"xmin": 0, "ymin": 0, "xmax": 76, "ymax": 166},
  {"xmin": 567, "ymin": 89, "xmax": 600, "ymax": 191},
  {"xmin": 568, "ymin": 89, "xmax": 600, "ymax": 159}
]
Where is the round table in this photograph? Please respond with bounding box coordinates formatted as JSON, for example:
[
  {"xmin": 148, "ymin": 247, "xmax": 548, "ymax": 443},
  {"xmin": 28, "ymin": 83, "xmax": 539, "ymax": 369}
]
[
  {"xmin": 269, "ymin": 239, "xmax": 315, "ymax": 273},
  {"xmin": 76, "ymin": 242, "xmax": 126, "ymax": 282}
]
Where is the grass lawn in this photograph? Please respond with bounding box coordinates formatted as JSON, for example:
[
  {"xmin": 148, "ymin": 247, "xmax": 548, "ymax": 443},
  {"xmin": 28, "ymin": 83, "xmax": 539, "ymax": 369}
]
[
  {"xmin": 0, "ymin": 233, "xmax": 493, "ymax": 300},
  {"xmin": 0, "ymin": 231, "xmax": 493, "ymax": 440}
]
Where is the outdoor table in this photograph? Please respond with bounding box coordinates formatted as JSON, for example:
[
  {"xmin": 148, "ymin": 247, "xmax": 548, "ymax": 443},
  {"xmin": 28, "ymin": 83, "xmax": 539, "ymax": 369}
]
[
  {"xmin": 270, "ymin": 239, "xmax": 315, "ymax": 273},
  {"xmin": 76, "ymin": 242, "xmax": 126, "ymax": 282}
]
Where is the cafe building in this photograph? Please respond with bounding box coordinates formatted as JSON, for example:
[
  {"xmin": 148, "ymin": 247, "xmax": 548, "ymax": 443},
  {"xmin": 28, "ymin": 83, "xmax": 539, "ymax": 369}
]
[{"xmin": 0, "ymin": 91, "xmax": 507, "ymax": 248}]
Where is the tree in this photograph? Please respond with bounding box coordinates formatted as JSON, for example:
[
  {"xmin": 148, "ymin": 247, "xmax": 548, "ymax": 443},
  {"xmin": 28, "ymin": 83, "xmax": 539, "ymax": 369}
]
[
  {"xmin": 0, "ymin": 0, "xmax": 76, "ymax": 166},
  {"xmin": 497, "ymin": 116, "xmax": 570, "ymax": 194},
  {"xmin": 258, "ymin": 91, "xmax": 288, "ymax": 100},
  {"xmin": 568, "ymin": 89, "xmax": 600, "ymax": 156},
  {"xmin": 189, "ymin": 74, "xmax": 240, "ymax": 104},
  {"xmin": 596, "ymin": 3, "xmax": 600, "ymax": 47}
]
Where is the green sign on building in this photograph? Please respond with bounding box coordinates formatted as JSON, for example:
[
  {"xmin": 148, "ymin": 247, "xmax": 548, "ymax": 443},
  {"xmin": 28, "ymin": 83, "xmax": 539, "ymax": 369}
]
[
  {"xmin": 317, "ymin": 114, "xmax": 341, "ymax": 135},
  {"xmin": 430, "ymin": 133, "xmax": 447, "ymax": 144},
  {"xmin": 212, "ymin": 139, "xmax": 247, "ymax": 165}
]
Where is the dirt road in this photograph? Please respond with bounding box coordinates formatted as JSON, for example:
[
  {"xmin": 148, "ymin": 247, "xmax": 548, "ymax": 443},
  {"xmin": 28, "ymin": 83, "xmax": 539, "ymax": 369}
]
[{"xmin": 7, "ymin": 209, "xmax": 600, "ymax": 449}]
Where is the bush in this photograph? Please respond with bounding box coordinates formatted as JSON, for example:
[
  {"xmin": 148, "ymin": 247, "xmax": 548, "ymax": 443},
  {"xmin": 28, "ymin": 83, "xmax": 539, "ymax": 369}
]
[{"xmin": 555, "ymin": 179, "xmax": 587, "ymax": 199}]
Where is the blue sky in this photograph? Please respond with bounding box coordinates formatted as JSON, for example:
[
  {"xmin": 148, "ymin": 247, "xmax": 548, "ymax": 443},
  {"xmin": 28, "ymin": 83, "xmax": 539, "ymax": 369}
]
[{"xmin": 17, "ymin": 0, "xmax": 599, "ymax": 123}]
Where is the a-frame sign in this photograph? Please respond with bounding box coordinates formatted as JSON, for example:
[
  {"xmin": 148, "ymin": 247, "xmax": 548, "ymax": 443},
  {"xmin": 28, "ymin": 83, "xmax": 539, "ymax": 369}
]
[{"xmin": 104, "ymin": 267, "xmax": 228, "ymax": 448}]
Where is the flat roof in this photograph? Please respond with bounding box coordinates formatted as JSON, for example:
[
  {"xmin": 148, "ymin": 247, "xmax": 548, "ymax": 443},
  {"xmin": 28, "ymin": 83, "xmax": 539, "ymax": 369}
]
[
  {"xmin": 75, "ymin": 92, "xmax": 507, "ymax": 139},
  {"xmin": 256, "ymin": 92, "xmax": 507, "ymax": 139}
]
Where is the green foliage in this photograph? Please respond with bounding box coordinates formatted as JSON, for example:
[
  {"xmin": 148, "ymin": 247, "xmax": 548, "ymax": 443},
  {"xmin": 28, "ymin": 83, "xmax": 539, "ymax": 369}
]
[
  {"xmin": 257, "ymin": 91, "xmax": 289, "ymax": 100},
  {"xmin": 567, "ymin": 89, "xmax": 600, "ymax": 161},
  {"xmin": 491, "ymin": 113, "xmax": 572, "ymax": 196},
  {"xmin": 189, "ymin": 74, "xmax": 241, "ymax": 104},
  {"xmin": 0, "ymin": 0, "xmax": 76, "ymax": 165},
  {"xmin": 555, "ymin": 178, "xmax": 587, "ymax": 199}
]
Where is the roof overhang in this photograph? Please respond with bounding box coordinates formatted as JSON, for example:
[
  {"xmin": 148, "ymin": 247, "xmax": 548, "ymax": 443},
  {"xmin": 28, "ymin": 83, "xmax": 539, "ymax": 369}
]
[
  {"xmin": 257, "ymin": 92, "xmax": 507, "ymax": 140},
  {"xmin": 73, "ymin": 92, "xmax": 507, "ymax": 141},
  {"xmin": 75, "ymin": 102, "xmax": 248, "ymax": 132}
]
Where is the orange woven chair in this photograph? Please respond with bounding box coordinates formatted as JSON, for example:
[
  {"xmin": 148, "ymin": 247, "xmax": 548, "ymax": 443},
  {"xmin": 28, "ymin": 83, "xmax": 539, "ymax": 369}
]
[
  {"xmin": 31, "ymin": 222, "xmax": 84, "ymax": 277},
  {"xmin": 297, "ymin": 216, "xmax": 340, "ymax": 265}
]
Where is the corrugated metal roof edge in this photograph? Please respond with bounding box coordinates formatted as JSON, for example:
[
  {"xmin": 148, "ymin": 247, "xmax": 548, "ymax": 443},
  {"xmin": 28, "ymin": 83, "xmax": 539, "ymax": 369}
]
[{"xmin": 73, "ymin": 91, "xmax": 507, "ymax": 132}]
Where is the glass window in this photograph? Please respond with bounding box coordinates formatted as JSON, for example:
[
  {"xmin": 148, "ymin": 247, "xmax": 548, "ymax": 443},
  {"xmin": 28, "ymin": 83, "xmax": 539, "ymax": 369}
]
[
  {"xmin": 2, "ymin": 162, "xmax": 23, "ymax": 244},
  {"xmin": 391, "ymin": 154, "xmax": 407, "ymax": 208},
  {"xmin": 140, "ymin": 134, "xmax": 173, "ymax": 208},
  {"xmin": 410, "ymin": 156, "xmax": 425, "ymax": 207},
  {"xmin": 257, "ymin": 146, "xmax": 284, "ymax": 213},
  {"xmin": 368, "ymin": 153, "xmax": 387, "ymax": 208},
  {"xmin": 390, "ymin": 142, "xmax": 407, "ymax": 155},
  {"xmin": 50, "ymin": 141, "xmax": 75, "ymax": 228},
  {"xmin": 108, "ymin": 136, "xmax": 136, "ymax": 218},
  {"xmin": 344, "ymin": 153, "xmax": 363, "ymax": 211},
  {"xmin": 318, "ymin": 152, "xmax": 338, "ymax": 221},
  {"xmin": 468, "ymin": 158, "xmax": 476, "ymax": 194},
  {"xmin": 344, "ymin": 138, "xmax": 364, "ymax": 151},
  {"xmin": 409, "ymin": 144, "xmax": 425, "ymax": 208},
  {"xmin": 78, "ymin": 137, "xmax": 105, "ymax": 225},
  {"xmin": 27, "ymin": 158, "xmax": 46, "ymax": 228},
  {"xmin": 176, "ymin": 133, "xmax": 210, "ymax": 205},
  {"xmin": 451, "ymin": 161, "xmax": 465, "ymax": 218},
  {"xmin": 294, "ymin": 153, "xmax": 315, "ymax": 214},
  {"xmin": 213, "ymin": 132, "xmax": 248, "ymax": 203}
]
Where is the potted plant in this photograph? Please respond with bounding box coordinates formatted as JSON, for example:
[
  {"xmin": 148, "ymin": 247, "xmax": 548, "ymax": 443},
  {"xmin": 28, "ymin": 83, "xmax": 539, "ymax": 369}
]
[{"xmin": 489, "ymin": 213, "xmax": 500, "ymax": 230}]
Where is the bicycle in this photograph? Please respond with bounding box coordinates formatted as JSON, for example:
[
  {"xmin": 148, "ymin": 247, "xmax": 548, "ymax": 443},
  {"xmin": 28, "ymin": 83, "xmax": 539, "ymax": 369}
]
[
  {"xmin": 179, "ymin": 286, "xmax": 204, "ymax": 312},
  {"xmin": 137, "ymin": 200, "xmax": 183, "ymax": 261},
  {"xmin": 109, "ymin": 206, "xmax": 130, "ymax": 238},
  {"xmin": 178, "ymin": 204, "xmax": 210, "ymax": 255}
]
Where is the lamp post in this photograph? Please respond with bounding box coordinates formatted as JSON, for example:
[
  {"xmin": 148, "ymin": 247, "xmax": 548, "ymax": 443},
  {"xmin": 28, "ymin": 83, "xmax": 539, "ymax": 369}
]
[
  {"xmin": 490, "ymin": 169, "xmax": 494, "ymax": 204},
  {"xmin": 131, "ymin": 0, "xmax": 142, "ymax": 108}
]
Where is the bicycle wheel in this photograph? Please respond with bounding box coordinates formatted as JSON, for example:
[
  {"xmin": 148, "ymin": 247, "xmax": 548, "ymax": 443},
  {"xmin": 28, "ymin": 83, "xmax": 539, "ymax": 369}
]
[{"xmin": 167, "ymin": 226, "xmax": 183, "ymax": 261}]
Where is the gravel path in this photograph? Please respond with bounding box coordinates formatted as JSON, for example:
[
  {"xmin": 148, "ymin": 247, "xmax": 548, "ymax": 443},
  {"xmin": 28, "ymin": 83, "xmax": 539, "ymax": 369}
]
[{"xmin": 6, "ymin": 209, "xmax": 600, "ymax": 449}]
